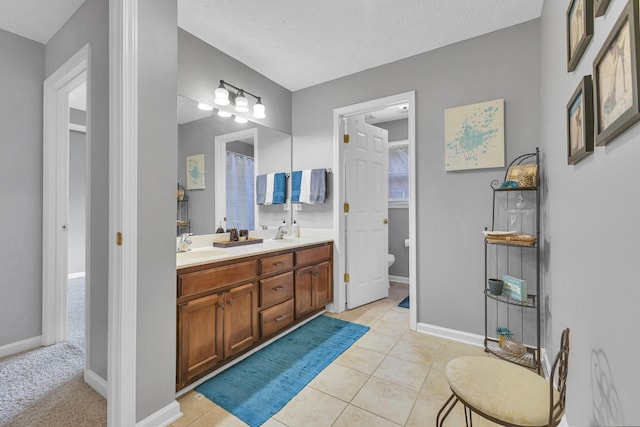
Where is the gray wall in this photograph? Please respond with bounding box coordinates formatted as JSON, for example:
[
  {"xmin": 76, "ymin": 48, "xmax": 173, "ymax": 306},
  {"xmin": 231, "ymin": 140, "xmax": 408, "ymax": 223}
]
[
  {"xmin": 136, "ymin": 0, "xmax": 178, "ymax": 420},
  {"xmin": 541, "ymin": 0, "xmax": 640, "ymax": 424},
  {"xmin": 292, "ymin": 20, "xmax": 541, "ymax": 333},
  {"xmin": 178, "ymin": 28, "xmax": 292, "ymax": 135},
  {"xmin": 0, "ymin": 28, "xmax": 45, "ymax": 346},
  {"xmin": 45, "ymin": 0, "xmax": 110, "ymax": 381},
  {"xmin": 69, "ymin": 129, "xmax": 86, "ymax": 274}
]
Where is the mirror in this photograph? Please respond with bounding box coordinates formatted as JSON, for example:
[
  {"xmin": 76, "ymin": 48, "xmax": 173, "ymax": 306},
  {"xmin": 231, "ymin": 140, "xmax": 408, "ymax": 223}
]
[{"xmin": 178, "ymin": 95, "xmax": 292, "ymax": 235}]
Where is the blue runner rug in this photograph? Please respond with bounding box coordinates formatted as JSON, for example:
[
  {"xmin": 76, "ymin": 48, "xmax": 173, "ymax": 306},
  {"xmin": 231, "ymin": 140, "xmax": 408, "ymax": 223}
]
[
  {"xmin": 196, "ymin": 315, "xmax": 369, "ymax": 427},
  {"xmin": 398, "ymin": 295, "xmax": 410, "ymax": 308}
]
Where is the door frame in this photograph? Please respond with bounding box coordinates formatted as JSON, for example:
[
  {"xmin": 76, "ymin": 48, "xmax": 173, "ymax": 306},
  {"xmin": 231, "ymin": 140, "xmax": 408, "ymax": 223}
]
[
  {"xmin": 42, "ymin": 44, "xmax": 90, "ymax": 353},
  {"xmin": 332, "ymin": 91, "xmax": 417, "ymax": 330}
]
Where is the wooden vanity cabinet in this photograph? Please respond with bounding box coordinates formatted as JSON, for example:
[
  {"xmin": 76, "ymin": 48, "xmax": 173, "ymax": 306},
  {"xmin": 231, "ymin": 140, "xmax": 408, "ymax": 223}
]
[
  {"xmin": 224, "ymin": 282, "xmax": 259, "ymax": 358},
  {"xmin": 294, "ymin": 245, "xmax": 333, "ymax": 319}
]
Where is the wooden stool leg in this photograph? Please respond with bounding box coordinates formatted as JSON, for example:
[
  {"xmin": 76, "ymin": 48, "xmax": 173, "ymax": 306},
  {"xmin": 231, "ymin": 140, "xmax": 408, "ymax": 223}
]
[{"xmin": 436, "ymin": 393, "xmax": 459, "ymax": 427}]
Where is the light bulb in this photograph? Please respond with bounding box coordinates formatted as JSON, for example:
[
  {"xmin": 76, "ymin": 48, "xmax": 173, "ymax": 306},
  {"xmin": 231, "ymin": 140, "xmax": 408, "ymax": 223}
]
[
  {"xmin": 234, "ymin": 115, "xmax": 248, "ymax": 124},
  {"xmin": 253, "ymin": 100, "xmax": 266, "ymax": 119},
  {"xmin": 214, "ymin": 86, "xmax": 230, "ymax": 106},
  {"xmin": 197, "ymin": 102, "xmax": 213, "ymax": 111},
  {"xmin": 235, "ymin": 91, "xmax": 249, "ymax": 113},
  {"xmin": 217, "ymin": 109, "xmax": 232, "ymax": 118}
]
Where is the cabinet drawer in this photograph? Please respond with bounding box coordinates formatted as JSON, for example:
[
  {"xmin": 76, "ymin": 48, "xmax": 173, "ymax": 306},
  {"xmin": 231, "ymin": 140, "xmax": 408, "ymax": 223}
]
[
  {"xmin": 259, "ymin": 252, "xmax": 294, "ymax": 275},
  {"xmin": 260, "ymin": 272, "xmax": 294, "ymax": 307},
  {"xmin": 179, "ymin": 260, "xmax": 257, "ymax": 299},
  {"xmin": 260, "ymin": 299, "xmax": 294, "ymax": 338},
  {"xmin": 295, "ymin": 245, "xmax": 331, "ymax": 266}
]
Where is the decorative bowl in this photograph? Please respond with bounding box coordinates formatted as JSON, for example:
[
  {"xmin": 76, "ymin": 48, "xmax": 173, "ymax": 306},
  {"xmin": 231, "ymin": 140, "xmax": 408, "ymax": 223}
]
[{"xmin": 488, "ymin": 279, "xmax": 504, "ymax": 295}]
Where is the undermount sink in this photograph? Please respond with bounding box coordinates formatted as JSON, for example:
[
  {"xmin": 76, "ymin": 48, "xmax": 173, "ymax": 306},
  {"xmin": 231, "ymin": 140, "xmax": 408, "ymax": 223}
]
[{"xmin": 176, "ymin": 248, "xmax": 227, "ymax": 259}]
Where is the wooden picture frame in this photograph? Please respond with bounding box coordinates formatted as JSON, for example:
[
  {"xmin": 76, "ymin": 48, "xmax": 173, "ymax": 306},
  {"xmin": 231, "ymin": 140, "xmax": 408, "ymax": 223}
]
[
  {"xmin": 595, "ymin": 0, "xmax": 612, "ymax": 17},
  {"xmin": 567, "ymin": 76, "xmax": 594, "ymax": 165},
  {"xmin": 567, "ymin": 0, "xmax": 594, "ymax": 72},
  {"xmin": 593, "ymin": 0, "xmax": 640, "ymax": 146}
]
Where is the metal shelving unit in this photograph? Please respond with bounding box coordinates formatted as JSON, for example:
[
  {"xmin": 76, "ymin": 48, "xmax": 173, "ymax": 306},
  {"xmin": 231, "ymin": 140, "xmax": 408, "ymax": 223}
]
[{"xmin": 484, "ymin": 148, "xmax": 541, "ymax": 374}]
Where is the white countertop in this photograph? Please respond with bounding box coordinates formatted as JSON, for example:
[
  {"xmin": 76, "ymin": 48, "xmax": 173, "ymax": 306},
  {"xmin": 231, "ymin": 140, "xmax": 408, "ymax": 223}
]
[{"xmin": 177, "ymin": 229, "xmax": 334, "ymax": 270}]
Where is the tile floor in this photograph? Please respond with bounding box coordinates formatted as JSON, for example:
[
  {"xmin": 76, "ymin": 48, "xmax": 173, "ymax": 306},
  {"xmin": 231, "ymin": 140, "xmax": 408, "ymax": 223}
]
[{"xmin": 172, "ymin": 283, "xmax": 500, "ymax": 427}]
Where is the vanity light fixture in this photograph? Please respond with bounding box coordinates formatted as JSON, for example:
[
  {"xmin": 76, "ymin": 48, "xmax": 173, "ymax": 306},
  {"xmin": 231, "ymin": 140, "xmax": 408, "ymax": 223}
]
[
  {"xmin": 217, "ymin": 110, "xmax": 232, "ymax": 118},
  {"xmin": 234, "ymin": 115, "xmax": 248, "ymax": 124},
  {"xmin": 197, "ymin": 102, "xmax": 213, "ymax": 111},
  {"xmin": 214, "ymin": 80, "xmax": 266, "ymax": 119}
]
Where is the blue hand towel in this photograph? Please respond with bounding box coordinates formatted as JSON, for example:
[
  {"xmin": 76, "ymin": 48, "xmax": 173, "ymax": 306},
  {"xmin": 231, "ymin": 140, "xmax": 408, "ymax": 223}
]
[
  {"xmin": 309, "ymin": 169, "xmax": 326, "ymax": 203},
  {"xmin": 291, "ymin": 170, "xmax": 302, "ymax": 203},
  {"xmin": 272, "ymin": 172, "xmax": 286, "ymax": 204},
  {"xmin": 256, "ymin": 174, "xmax": 266, "ymax": 205}
]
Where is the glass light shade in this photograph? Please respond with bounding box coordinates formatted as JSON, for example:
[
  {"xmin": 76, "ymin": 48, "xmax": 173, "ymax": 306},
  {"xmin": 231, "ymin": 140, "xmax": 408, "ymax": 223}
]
[
  {"xmin": 197, "ymin": 102, "xmax": 213, "ymax": 111},
  {"xmin": 217, "ymin": 109, "xmax": 232, "ymax": 118},
  {"xmin": 253, "ymin": 101, "xmax": 266, "ymax": 119},
  {"xmin": 234, "ymin": 115, "xmax": 248, "ymax": 124},
  {"xmin": 214, "ymin": 87, "xmax": 230, "ymax": 105},
  {"xmin": 235, "ymin": 92, "xmax": 249, "ymax": 112}
]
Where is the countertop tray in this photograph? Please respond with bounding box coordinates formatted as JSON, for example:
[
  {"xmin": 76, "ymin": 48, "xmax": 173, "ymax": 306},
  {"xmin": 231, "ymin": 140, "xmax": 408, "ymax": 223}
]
[{"xmin": 213, "ymin": 237, "xmax": 264, "ymax": 248}]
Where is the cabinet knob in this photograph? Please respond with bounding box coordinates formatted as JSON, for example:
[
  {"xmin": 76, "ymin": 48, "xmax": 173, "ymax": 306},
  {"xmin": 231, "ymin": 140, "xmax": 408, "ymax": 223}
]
[
  {"xmin": 383, "ymin": 218, "xmax": 389, "ymax": 224},
  {"xmin": 273, "ymin": 286, "xmax": 285, "ymax": 291},
  {"xmin": 275, "ymin": 315, "xmax": 288, "ymax": 322},
  {"xmin": 228, "ymin": 298, "xmax": 233, "ymax": 306}
]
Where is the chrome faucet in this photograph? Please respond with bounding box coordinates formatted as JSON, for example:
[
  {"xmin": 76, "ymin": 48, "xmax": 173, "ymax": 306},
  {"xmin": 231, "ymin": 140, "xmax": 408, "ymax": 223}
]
[
  {"xmin": 273, "ymin": 224, "xmax": 288, "ymax": 240},
  {"xmin": 177, "ymin": 233, "xmax": 193, "ymax": 252}
]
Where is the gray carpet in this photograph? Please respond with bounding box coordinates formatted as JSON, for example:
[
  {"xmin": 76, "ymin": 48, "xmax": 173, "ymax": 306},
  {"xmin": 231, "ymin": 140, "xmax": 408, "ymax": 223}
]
[{"xmin": 0, "ymin": 277, "xmax": 106, "ymax": 427}]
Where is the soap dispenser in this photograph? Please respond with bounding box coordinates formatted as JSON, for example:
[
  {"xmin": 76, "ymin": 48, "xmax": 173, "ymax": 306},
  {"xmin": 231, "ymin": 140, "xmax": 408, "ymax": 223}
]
[
  {"xmin": 229, "ymin": 221, "xmax": 239, "ymax": 241},
  {"xmin": 292, "ymin": 220, "xmax": 299, "ymax": 238}
]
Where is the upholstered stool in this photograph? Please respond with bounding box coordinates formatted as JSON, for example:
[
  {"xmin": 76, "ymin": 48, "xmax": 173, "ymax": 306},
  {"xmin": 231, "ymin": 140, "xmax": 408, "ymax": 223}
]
[{"xmin": 436, "ymin": 329, "xmax": 569, "ymax": 427}]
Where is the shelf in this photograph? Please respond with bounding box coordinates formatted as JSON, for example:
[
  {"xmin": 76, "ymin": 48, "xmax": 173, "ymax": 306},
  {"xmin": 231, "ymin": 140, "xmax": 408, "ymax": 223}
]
[
  {"xmin": 485, "ymin": 339, "xmax": 539, "ymax": 371},
  {"xmin": 493, "ymin": 186, "xmax": 537, "ymax": 192},
  {"xmin": 485, "ymin": 238, "xmax": 537, "ymax": 248},
  {"xmin": 484, "ymin": 289, "xmax": 536, "ymax": 308}
]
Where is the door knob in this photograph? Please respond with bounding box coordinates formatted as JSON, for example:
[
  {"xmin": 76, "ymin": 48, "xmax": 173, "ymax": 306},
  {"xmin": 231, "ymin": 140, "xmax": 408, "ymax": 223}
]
[{"xmin": 383, "ymin": 218, "xmax": 390, "ymax": 224}]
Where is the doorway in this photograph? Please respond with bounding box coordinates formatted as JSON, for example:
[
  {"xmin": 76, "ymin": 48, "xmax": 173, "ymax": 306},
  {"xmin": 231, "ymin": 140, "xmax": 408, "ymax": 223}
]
[{"xmin": 332, "ymin": 91, "xmax": 417, "ymax": 330}]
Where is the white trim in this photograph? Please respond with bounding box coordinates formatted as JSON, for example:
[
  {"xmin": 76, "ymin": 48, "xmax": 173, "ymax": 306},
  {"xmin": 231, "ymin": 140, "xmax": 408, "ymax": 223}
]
[
  {"xmin": 332, "ymin": 91, "xmax": 417, "ymax": 331},
  {"xmin": 389, "ymin": 275, "xmax": 409, "ymax": 284},
  {"xmin": 85, "ymin": 368, "xmax": 108, "ymax": 398},
  {"xmin": 108, "ymin": 0, "xmax": 138, "ymax": 425},
  {"xmin": 69, "ymin": 123, "xmax": 87, "ymax": 133},
  {"xmin": 214, "ymin": 128, "xmax": 259, "ymax": 229},
  {"xmin": 43, "ymin": 44, "xmax": 90, "ymax": 347},
  {"xmin": 388, "ymin": 203, "xmax": 409, "ymax": 209},
  {"xmin": 416, "ymin": 322, "xmax": 485, "ymax": 347},
  {"xmin": 68, "ymin": 271, "xmax": 86, "ymax": 279},
  {"xmin": 0, "ymin": 336, "xmax": 42, "ymax": 359},
  {"xmin": 135, "ymin": 401, "xmax": 182, "ymax": 427}
]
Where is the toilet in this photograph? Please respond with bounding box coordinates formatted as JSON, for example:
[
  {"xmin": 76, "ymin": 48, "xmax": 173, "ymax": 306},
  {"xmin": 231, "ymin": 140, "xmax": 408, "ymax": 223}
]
[{"xmin": 387, "ymin": 253, "xmax": 395, "ymax": 268}]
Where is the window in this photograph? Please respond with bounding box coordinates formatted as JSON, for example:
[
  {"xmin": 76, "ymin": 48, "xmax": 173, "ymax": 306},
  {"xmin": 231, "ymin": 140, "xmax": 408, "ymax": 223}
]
[{"xmin": 388, "ymin": 140, "xmax": 409, "ymax": 204}]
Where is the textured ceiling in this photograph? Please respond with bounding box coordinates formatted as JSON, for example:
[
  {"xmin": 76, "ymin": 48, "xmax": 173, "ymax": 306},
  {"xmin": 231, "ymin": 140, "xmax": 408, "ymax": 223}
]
[
  {"xmin": 0, "ymin": 0, "xmax": 85, "ymax": 44},
  {"xmin": 179, "ymin": 0, "xmax": 544, "ymax": 91}
]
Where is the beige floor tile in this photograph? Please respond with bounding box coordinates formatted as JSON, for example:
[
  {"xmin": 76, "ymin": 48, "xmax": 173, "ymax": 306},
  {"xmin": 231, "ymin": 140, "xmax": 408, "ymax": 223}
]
[
  {"xmin": 372, "ymin": 354, "xmax": 430, "ymax": 391},
  {"xmin": 334, "ymin": 345, "xmax": 385, "ymax": 375},
  {"xmin": 400, "ymin": 329, "xmax": 443, "ymax": 351},
  {"xmin": 439, "ymin": 339, "xmax": 486, "ymax": 357},
  {"xmin": 369, "ymin": 318, "xmax": 409, "ymax": 338},
  {"xmin": 261, "ymin": 418, "xmax": 288, "ymax": 427},
  {"xmin": 388, "ymin": 283, "xmax": 409, "ymax": 301},
  {"xmin": 406, "ymin": 393, "xmax": 467, "ymax": 427},
  {"xmin": 308, "ymin": 363, "xmax": 369, "ymax": 402},
  {"xmin": 172, "ymin": 392, "xmax": 217, "ymax": 427},
  {"xmin": 420, "ymin": 367, "xmax": 452, "ymax": 401},
  {"xmin": 332, "ymin": 404, "xmax": 401, "ymax": 427},
  {"xmin": 188, "ymin": 405, "xmax": 248, "ymax": 427},
  {"xmin": 273, "ymin": 387, "xmax": 347, "ymax": 427},
  {"xmin": 353, "ymin": 331, "xmax": 400, "ymax": 355},
  {"xmin": 351, "ymin": 376, "xmax": 418, "ymax": 426},
  {"xmin": 388, "ymin": 339, "xmax": 436, "ymax": 367},
  {"xmin": 380, "ymin": 307, "xmax": 410, "ymax": 324}
]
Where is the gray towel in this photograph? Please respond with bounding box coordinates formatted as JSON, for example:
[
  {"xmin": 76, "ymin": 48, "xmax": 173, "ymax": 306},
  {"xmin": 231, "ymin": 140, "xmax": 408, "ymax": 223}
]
[
  {"xmin": 256, "ymin": 174, "xmax": 267, "ymax": 205},
  {"xmin": 309, "ymin": 169, "xmax": 326, "ymax": 203}
]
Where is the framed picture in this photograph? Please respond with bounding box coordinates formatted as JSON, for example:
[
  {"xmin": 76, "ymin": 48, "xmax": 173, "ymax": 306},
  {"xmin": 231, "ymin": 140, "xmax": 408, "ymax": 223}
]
[
  {"xmin": 186, "ymin": 154, "xmax": 205, "ymax": 190},
  {"xmin": 444, "ymin": 99, "xmax": 505, "ymax": 171},
  {"xmin": 594, "ymin": 0, "xmax": 611, "ymax": 17},
  {"xmin": 567, "ymin": 0, "xmax": 594, "ymax": 72},
  {"xmin": 593, "ymin": 0, "xmax": 640, "ymax": 146},
  {"xmin": 567, "ymin": 76, "xmax": 594, "ymax": 165}
]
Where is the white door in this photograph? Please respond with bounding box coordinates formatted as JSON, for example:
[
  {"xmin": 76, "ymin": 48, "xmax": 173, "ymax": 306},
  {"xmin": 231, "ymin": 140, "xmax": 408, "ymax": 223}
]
[{"xmin": 344, "ymin": 115, "xmax": 389, "ymax": 309}]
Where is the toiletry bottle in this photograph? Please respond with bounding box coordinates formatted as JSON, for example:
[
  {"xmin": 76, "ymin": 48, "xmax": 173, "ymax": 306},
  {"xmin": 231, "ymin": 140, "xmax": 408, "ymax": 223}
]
[
  {"xmin": 229, "ymin": 221, "xmax": 239, "ymax": 241},
  {"xmin": 292, "ymin": 220, "xmax": 299, "ymax": 238},
  {"xmin": 215, "ymin": 221, "xmax": 225, "ymax": 233}
]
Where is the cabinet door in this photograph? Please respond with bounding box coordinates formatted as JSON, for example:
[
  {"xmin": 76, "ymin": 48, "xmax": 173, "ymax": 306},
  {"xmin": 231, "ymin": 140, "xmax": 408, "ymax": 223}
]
[
  {"xmin": 224, "ymin": 282, "xmax": 259, "ymax": 358},
  {"xmin": 294, "ymin": 265, "xmax": 315, "ymax": 318},
  {"xmin": 314, "ymin": 260, "xmax": 333, "ymax": 308},
  {"xmin": 177, "ymin": 293, "xmax": 224, "ymax": 388}
]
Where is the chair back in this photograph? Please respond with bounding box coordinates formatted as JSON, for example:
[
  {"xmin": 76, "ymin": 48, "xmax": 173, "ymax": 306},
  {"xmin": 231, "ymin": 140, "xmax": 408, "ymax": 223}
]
[{"xmin": 548, "ymin": 328, "xmax": 570, "ymax": 426}]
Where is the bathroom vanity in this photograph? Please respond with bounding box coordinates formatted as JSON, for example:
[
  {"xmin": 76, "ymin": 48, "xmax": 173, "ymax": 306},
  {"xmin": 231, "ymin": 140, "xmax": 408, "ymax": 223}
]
[{"xmin": 175, "ymin": 236, "xmax": 333, "ymax": 390}]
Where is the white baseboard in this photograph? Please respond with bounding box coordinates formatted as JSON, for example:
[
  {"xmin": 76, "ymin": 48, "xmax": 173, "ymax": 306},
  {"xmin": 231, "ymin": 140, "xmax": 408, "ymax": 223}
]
[
  {"xmin": 416, "ymin": 322, "xmax": 569, "ymax": 426},
  {"xmin": 68, "ymin": 271, "xmax": 86, "ymax": 279},
  {"xmin": 136, "ymin": 400, "xmax": 182, "ymax": 427},
  {"xmin": 389, "ymin": 275, "xmax": 409, "ymax": 284},
  {"xmin": 0, "ymin": 335, "xmax": 42, "ymax": 358},
  {"xmin": 85, "ymin": 368, "xmax": 108, "ymax": 398}
]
